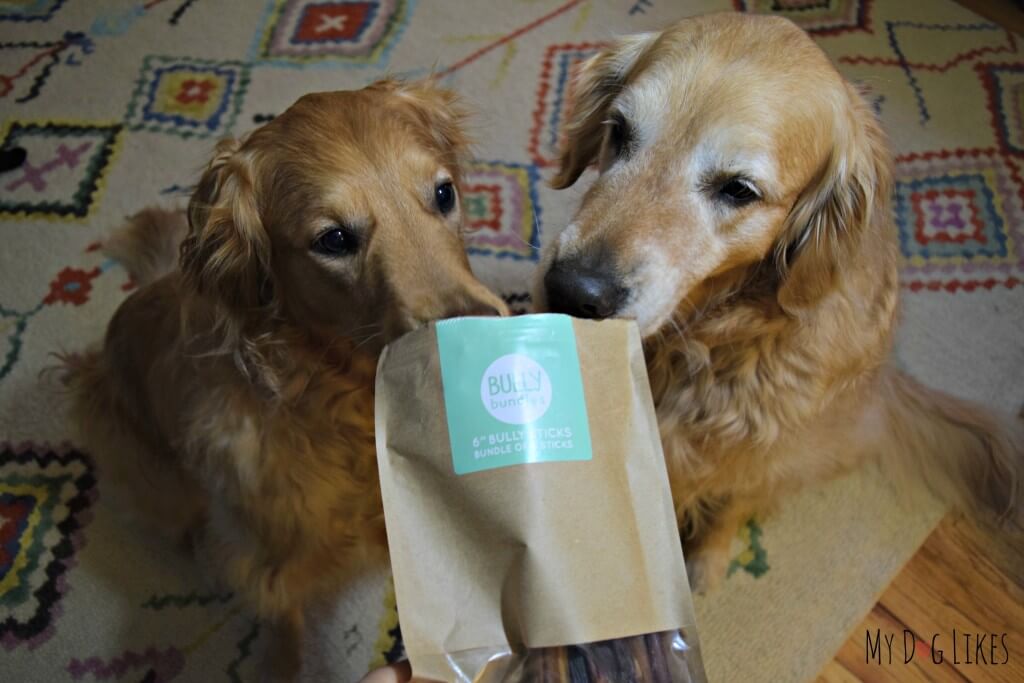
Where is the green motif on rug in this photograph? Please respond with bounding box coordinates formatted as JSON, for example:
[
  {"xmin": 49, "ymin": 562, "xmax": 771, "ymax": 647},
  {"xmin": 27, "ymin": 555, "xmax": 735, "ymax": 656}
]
[
  {"xmin": 728, "ymin": 518, "xmax": 769, "ymax": 579},
  {"xmin": 464, "ymin": 193, "xmax": 490, "ymax": 221}
]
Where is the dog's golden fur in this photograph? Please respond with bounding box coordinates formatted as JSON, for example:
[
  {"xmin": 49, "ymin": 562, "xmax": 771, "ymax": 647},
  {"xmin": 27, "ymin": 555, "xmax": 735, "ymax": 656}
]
[
  {"xmin": 537, "ymin": 14, "xmax": 1023, "ymax": 589},
  {"xmin": 66, "ymin": 80, "xmax": 505, "ymax": 679}
]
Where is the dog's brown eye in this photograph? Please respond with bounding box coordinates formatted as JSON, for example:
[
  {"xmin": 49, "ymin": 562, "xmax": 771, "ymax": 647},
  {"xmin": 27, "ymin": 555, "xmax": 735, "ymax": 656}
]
[
  {"xmin": 435, "ymin": 181, "xmax": 456, "ymax": 214},
  {"xmin": 607, "ymin": 113, "xmax": 630, "ymax": 159},
  {"xmin": 718, "ymin": 178, "xmax": 759, "ymax": 205},
  {"xmin": 312, "ymin": 226, "xmax": 358, "ymax": 256}
]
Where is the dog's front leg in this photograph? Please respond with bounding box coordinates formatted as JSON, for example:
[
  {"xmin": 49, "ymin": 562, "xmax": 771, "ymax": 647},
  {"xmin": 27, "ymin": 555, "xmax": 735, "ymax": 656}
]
[
  {"xmin": 684, "ymin": 497, "xmax": 757, "ymax": 594},
  {"xmin": 265, "ymin": 607, "xmax": 305, "ymax": 682}
]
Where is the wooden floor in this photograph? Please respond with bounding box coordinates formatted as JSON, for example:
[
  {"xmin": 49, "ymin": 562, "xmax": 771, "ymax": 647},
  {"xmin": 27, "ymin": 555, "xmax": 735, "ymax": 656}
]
[
  {"xmin": 816, "ymin": 516, "xmax": 1024, "ymax": 682},
  {"xmin": 954, "ymin": 0, "xmax": 1024, "ymax": 35}
]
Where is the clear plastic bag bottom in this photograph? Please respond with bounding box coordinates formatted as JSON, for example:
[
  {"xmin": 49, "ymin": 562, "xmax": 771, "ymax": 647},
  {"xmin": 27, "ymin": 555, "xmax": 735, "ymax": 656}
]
[{"xmin": 433, "ymin": 629, "xmax": 701, "ymax": 683}]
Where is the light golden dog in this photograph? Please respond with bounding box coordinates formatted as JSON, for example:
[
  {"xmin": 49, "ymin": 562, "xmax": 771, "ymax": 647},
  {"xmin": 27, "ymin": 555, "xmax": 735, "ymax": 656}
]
[
  {"xmin": 535, "ymin": 14, "xmax": 1023, "ymax": 590},
  {"xmin": 67, "ymin": 80, "xmax": 505, "ymax": 679}
]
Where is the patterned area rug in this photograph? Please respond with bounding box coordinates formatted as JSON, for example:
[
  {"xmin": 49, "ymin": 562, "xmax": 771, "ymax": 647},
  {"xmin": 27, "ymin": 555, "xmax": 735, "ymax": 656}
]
[{"xmin": 1, "ymin": 1, "xmax": 1022, "ymax": 682}]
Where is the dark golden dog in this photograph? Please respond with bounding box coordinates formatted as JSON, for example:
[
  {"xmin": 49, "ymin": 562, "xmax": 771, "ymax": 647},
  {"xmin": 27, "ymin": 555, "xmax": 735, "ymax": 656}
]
[{"xmin": 68, "ymin": 79, "xmax": 505, "ymax": 679}]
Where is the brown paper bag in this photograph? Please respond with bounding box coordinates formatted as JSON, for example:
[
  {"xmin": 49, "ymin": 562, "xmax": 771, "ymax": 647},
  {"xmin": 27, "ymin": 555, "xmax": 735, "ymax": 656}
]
[{"xmin": 375, "ymin": 315, "xmax": 706, "ymax": 682}]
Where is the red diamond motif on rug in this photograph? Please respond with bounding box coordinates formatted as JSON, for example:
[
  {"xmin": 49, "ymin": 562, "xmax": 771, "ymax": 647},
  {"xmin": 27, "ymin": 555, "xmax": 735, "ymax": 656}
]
[{"xmin": 294, "ymin": 3, "xmax": 373, "ymax": 43}]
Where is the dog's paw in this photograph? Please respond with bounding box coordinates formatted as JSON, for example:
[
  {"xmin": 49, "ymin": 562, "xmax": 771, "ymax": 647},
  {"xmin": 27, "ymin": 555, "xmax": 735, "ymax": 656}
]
[{"xmin": 685, "ymin": 548, "xmax": 730, "ymax": 595}]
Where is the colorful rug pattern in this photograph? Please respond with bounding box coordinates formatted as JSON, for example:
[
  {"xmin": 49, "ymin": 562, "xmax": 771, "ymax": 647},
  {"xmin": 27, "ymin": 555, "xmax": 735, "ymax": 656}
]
[{"xmin": 0, "ymin": 1, "xmax": 1020, "ymax": 681}]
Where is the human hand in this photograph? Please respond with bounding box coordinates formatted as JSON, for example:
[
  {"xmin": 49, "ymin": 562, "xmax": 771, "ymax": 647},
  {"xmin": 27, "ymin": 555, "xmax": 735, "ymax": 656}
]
[{"xmin": 358, "ymin": 661, "xmax": 412, "ymax": 683}]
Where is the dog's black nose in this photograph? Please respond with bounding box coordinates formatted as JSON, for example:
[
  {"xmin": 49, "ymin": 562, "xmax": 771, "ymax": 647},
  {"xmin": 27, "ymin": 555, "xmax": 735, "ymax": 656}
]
[{"xmin": 544, "ymin": 259, "xmax": 627, "ymax": 319}]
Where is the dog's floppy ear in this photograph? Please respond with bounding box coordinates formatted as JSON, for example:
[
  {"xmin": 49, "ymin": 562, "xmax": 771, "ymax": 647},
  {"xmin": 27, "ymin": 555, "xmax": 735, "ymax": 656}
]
[
  {"xmin": 372, "ymin": 78, "xmax": 471, "ymax": 178},
  {"xmin": 552, "ymin": 32, "xmax": 658, "ymax": 189},
  {"xmin": 775, "ymin": 85, "xmax": 893, "ymax": 310},
  {"xmin": 181, "ymin": 136, "xmax": 273, "ymax": 314}
]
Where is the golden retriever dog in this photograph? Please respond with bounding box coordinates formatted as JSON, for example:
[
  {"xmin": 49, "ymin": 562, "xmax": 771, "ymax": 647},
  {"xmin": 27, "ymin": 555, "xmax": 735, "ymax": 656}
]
[
  {"xmin": 535, "ymin": 14, "xmax": 1023, "ymax": 591},
  {"xmin": 66, "ymin": 79, "xmax": 505, "ymax": 679}
]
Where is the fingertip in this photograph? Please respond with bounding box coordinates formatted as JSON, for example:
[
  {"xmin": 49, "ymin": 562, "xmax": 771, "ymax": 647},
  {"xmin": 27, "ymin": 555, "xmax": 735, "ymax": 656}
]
[{"xmin": 360, "ymin": 660, "xmax": 412, "ymax": 683}]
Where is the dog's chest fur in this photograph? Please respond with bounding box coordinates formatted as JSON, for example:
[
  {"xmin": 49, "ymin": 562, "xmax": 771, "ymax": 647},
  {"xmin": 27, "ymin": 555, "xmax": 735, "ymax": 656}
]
[
  {"xmin": 188, "ymin": 348, "xmax": 385, "ymax": 566},
  {"xmin": 647, "ymin": 271, "xmax": 899, "ymax": 514}
]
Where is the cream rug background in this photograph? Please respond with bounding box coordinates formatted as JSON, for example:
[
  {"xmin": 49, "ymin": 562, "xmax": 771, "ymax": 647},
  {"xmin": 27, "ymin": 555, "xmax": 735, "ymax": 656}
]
[{"xmin": 1, "ymin": 1, "xmax": 1021, "ymax": 681}]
